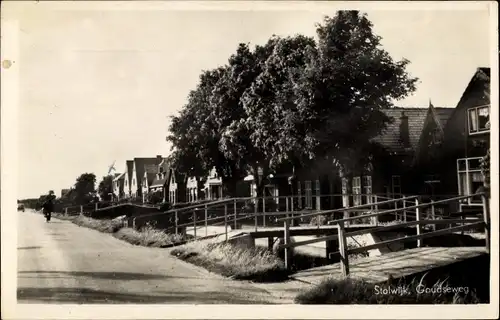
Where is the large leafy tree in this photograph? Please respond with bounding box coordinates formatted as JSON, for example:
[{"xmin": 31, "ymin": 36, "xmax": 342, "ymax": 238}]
[
  {"xmin": 287, "ymin": 11, "xmax": 418, "ymax": 174},
  {"xmin": 72, "ymin": 173, "xmax": 97, "ymax": 205},
  {"xmin": 167, "ymin": 67, "xmax": 226, "ymax": 190},
  {"xmin": 236, "ymin": 35, "xmax": 316, "ymax": 196},
  {"xmin": 98, "ymin": 175, "xmax": 114, "ymax": 201},
  {"xmin": 168, "ymin": 40, "xmax": 278, "ymax": 197},
  {"xmin": 168, "ymin": 10, "xmax": 418, "ymax": 199}
]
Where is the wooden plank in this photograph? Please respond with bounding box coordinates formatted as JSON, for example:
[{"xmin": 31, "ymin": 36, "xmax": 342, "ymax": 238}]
[
  {"xmin": 284, "ymin": 219, "xmax": 291, "ymax": 269},
  {"xmin": 293, "ymin": 247, "xmax": 486, "ymax": 285},
  {"xmin": 338, "ymin": 221, "xmax": 349, "ymax": 277}
]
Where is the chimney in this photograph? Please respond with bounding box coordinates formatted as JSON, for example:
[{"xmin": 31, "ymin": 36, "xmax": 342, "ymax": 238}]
[{"xmin": 399, "ymin": 111, "xmax": 410, "ymax": 148}]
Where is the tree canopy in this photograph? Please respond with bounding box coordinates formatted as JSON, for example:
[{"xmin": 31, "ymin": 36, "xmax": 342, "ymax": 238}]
[
  {"xmin": 167, "ymin": 10, "xmax": 418, "ymax": 196},
  {"xmin": 72, "ymin": 173, "xmax": 97, "ymax": 204},
  {"xmin": 98, "ymin": 175, "xmax": 114, "ymax": 201}
]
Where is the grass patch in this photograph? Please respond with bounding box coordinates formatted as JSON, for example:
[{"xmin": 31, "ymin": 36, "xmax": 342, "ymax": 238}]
[
  {"xmin": 52, "ymin": 213, "xmax": 78, "ymax": 221},
  {"xmin": 56, "ymin": 214, "xmax": 186, "ymax": 248},
  {"xmin": 114, "ymin": 225, "xmax": 185, "ymax": 247},
  {"xmin": 73, "ymin": 215, "xmax": 124, "ymax": 233},
  {"xmin": 171, "ymin": 241, "xmax": 288, "ymax": 282},
  {"xmin": 295, "ymin": 275, "xmax": 481, "ymax": 304}
]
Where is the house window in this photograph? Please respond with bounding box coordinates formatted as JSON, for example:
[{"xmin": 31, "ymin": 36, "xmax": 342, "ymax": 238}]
[
  {"xmin": 391, "ymin": 175, "xmax": 402, "ymax": 198},
  {"xmin": 457, "ymin": 157, "xmax": 484, "ymax": 204},
  {"xmin": 305, "ymin": 180, "xmax": 312, "ymax": 209},
  {"xmin": 352, "ymin": 177, "xmax": 362, "ymax": 206},
  {"xmin": 341, "ymin": 178, "xmax": 349, "ymax": 208},
  {"xmin": 468, "ymin": 106, "xmax": 490, "ymax": 134},
  {"xmin": 362, "ymin": 176, "xmax": 373, "ymax": 204}
]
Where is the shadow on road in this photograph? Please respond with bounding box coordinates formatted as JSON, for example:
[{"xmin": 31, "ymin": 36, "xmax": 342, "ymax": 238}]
[
  {"xmin": 17, "ymin": 246, "xmax": 42, "ymax": 250},
  {"xmin": 17, "ymin": 287, "xmax": 272, "ymax": 304},
  {"xmin": 18, "ymin": 270, "xmax": 212, "ymax": 281}
]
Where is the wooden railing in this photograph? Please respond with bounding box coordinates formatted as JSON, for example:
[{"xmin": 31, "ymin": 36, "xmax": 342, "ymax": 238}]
[
  {"xmin": 278, "ymin": 193, "xmax": 490, "ymax": 274},
  {"xmin": 157, "ymin": 194, "xmax": 415, "ymax": 243}
]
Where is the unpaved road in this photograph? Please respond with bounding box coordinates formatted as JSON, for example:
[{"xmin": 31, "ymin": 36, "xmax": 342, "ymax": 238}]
[{"xmin": 17, "ymin": 210, "xmax": 303, "ymax": 304}]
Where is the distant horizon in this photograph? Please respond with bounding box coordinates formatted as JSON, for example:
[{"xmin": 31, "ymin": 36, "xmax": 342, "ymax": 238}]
[{"xmin": 9, "ymin": 3, "xmax": 491, "ymax": 199}]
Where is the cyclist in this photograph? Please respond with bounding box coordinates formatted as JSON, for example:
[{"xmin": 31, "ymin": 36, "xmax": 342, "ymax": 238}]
[{"xmin": 42, "ymin": 191, "xmax": 55, "ymax": 222}]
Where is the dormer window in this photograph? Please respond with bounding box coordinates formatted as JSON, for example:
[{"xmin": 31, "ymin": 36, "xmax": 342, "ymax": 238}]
[{"xmin": 468, "ymin": 105, "xmax": 490, "ymax": 135}]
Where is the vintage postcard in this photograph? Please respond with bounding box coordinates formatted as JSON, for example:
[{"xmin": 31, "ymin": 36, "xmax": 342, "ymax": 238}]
[{"xmin": 1, "ymin": 1, "xmax": 498, "ymax": 319}]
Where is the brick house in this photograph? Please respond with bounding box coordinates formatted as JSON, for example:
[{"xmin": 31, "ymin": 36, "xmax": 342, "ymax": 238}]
[
  {"xmin": 251, "ymin": 104, "xmax": 454, "ymax": 212},
  {"xmin": 130, "ymin": 156, "xmax": 164, "ymax": 200},
  {"xmin": 439, "ymin": 67, "xmax": 490, "ymax": 207},
  {"xmin": 149, "ymin": 158, "xmax": 171, "ymax": 202}
]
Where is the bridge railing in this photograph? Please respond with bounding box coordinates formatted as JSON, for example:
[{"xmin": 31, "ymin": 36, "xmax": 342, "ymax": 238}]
[
  {"xmin": 158, "ymin": 194, "xmax": 415, "ymax": 242},
  {"xmin": 277, "ymin": 193, "xmax": 490, "ymax": 274}
]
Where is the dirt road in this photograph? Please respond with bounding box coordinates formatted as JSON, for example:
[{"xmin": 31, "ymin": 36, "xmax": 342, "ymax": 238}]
[{"xmin": 17, "ymin": 210, "xmax": 298, "ymax": 304}]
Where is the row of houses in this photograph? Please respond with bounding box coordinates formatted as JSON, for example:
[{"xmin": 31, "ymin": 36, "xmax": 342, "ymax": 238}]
[{"xmin": 111, "ymin": 68, "xmax": 491, "ymax": 210}]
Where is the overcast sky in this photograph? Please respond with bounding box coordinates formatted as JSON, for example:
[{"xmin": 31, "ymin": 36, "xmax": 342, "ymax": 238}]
[{"xmin": 7, "ymin": 2, "xmax": 491, "ymax": 199}]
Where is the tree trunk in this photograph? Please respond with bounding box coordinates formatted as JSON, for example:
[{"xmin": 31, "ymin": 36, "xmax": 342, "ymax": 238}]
[{"xmin": 222, "ymin": 176, "xmax": 238, "ymax": 199}]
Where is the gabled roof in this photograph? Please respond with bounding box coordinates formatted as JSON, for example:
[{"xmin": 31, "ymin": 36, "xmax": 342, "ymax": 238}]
[
  {"xmin": 134, "ymin": 156, "xmax": 163, "ymax": 186},
  {"xmin": 113, "ymin": 172, "xmax": 125, "ymax": 181},
  {"xmin": 430, "ymin": 106, "xmax": 454, "ymax": 132},
  {"xmin": 150, "ymin": 177, "xmax": 168, "ymax": 188},
  {"xmin": 126, "ymin": 160, "xmax": 134, "ymax": 183},
  {"xmin": 478, "ymin": 67, "xmax": 490, "ymax": 78},
  {"xmin": 454, "ymin": 67, "xmax": 490, "ymax": 109},
  {"xmin": 372, "ymin": 107, "xmax": 429, "ymax": 153},
  {"xmin": 145, "ymin": 172, "xmax": 156, "ymax": 186}
]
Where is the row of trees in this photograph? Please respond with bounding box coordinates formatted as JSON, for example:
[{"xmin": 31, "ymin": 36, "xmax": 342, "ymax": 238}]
[
  {"xmin": 19, "ymin": 172, "xmax": 117, "ymax": 210},
  {"xmin": 167, "ymin": 11, "xmax": 418, "ymax": 198}
]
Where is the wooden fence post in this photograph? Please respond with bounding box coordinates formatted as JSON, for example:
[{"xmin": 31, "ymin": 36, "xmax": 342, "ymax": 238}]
[
  {"xmin": 415, "ymin": 198, "xmax": 422, "ymax": 248},
  {"xmin": 64, "ymin": 207, "xmax": 68, "ymax": 215},
  {"xmin": 338, "ymin": 221, "xmax": 349, "ymax": 277},
  {"xmin": 481, "ymin": 194, "xmax": 490, "ymax": 254},
  {"xmin": 263, "ymin": 197, "xmax": 266, "ymax": 227},
  {"xmin": 373, "ymin": 195, "xmax": 379, "ymax": 226},
  {"xmin": 394, "ymin": 201, "xmax": 399, "ymax": 221},
  {"xmin": 234, "ymin": 198, "xmax": 237, "ymax": 230},
  {"xmin": 430, "ymin": 200, "xmax": 436, "ymax": 231},
  {"xmin": 224, "ymin": 204, "xmax": 228, "ymax": 241},
  {"xmin": 193, "ymin": 209, "xmax": 197, "ymax": 239},
  {"xmin": 205, "ymin": 204, "xmax": 208, "ymax": 237},
  {"xmin": 254, "ymin": 198, "xmax": 258, "ymax": 232},
  {"xmin": 403, "ymin": 199, "xmax": 407, "ymax": 222},
  {"xmin": 95, "ymin": 203, "xmax": 98, "ymax": 211},
  {"xmin": 80, "ymin": 205, "xmax": 83, "ymax": 215},
  {"xmin": 283, "ymin": 218, "xmax": 292, "ymax": 270},
  {"xmin": 174, "ymin": 210, "xmax": 178, "ymax": 236}
]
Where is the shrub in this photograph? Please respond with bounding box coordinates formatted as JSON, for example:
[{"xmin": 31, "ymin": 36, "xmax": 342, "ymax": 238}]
[
  {"xmin": 295, "ymin": 276, "xmax": 481, "ymax": 304},
  {"xmin": 159, "ymin": 202, "xmax": 173, "ymax": 212},
  {"xmin": 146, "ymin": 190, "xmax": 164, "ymax": 205},
  {"xmin": 73, "ymin": 215, "xmax": 124, "ymax": 233},
  {"xmin": 171, "ymin": 241, "xmax": 288, "ymax": 282},
  {"xmin": 114, "ymin": 224, "xmax": 185, "ymax": 247}
]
